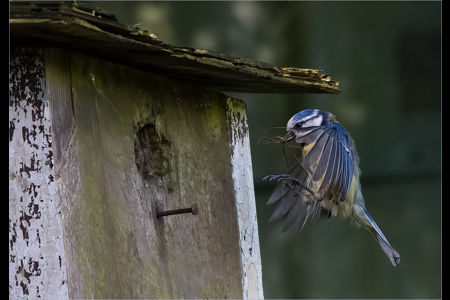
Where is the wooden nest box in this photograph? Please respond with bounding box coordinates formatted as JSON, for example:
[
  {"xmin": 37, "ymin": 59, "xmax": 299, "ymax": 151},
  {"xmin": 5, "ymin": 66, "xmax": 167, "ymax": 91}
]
[{"xmin": 9, "ymin": 2, "xmax": 340, "ymax": 299}]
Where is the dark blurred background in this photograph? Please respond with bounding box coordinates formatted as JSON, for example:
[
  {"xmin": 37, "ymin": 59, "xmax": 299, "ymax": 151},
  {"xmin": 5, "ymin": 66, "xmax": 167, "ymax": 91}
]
[{"xmin": 90, "ymin": 1, "xmax": 441, "ymax": 298}]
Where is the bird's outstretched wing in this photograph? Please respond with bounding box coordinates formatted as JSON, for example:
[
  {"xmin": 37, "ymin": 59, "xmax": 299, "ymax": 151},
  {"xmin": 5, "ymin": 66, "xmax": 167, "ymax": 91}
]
[
  {"xmin": 264, "ymin": 123, "xmax": 355, "ymax": 235},
  {"xmin": 296, "ymin": 122, "xmax": 355, "ymax": 202}
]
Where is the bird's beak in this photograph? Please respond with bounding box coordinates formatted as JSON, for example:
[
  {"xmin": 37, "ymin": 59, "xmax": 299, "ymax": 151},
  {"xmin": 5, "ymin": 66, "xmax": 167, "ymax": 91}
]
[{"xmin": 284, "ymin": 130, "xmax": 295, "ymax": 142}]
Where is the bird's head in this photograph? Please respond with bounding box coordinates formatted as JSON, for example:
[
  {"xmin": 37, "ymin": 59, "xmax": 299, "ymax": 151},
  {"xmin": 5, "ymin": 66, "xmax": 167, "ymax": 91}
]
[
  {"xmin": 285, "ymin": 109, "xmax": 336, "ymax": 143},
  {"xmin": 287, "ymin": 109, "xmax": 336, "ymax": 130}
]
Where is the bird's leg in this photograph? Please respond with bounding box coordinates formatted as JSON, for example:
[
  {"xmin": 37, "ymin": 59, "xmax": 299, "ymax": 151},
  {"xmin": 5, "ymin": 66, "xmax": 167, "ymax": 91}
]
[{"xmin": 263, "ymin": 174, "xmax": 314, "ymax": 196}]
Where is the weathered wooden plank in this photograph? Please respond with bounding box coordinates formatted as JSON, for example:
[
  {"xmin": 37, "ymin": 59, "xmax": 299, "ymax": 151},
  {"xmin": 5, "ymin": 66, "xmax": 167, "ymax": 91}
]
[
  {"xmin": 9, "ymin": 47, "xmax": 68, "ymax": 299},
  {"xmin": 44, "ymin": 48, "xmax": 74, "ymax": 169},
  {"xmin": 10, "ymin": 1, "xmax": 340, "ymax": 94},
  {"xmin": 42, "ymin": 48, "xmax": 262, "ymax": 299},
  {"xmin": 227, "ymin": 98, "xmax": 264, "ymax": 299},
  {"xmin": 43, "ymin": 47, "xmax": 85, "ymax": 299}
]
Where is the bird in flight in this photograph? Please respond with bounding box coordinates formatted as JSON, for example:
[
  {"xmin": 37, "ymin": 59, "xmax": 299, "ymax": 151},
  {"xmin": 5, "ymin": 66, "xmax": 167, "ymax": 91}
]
[{"xmin": 264, "ymin": 109, "xmax": 400, "ymax": 267}]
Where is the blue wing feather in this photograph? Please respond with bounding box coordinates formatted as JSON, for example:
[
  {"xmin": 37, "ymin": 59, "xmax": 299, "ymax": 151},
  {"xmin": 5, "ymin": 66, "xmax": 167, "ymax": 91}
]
[
  {"xmin": 313, "ymin": 136, "xmax": 333, "ymax": 181},
  {"xmin": 302, "ymin": 131, "xmax": 329, "ymax": 168},
  {"xmin": 330, "ymin": 139, "xmax": 342, "ymax": 192},
  {"xmin": 319, "ymin": 139, "xmax": 337, "ymax": 191},
  {"xmin": 313, "ymin": 122, "xmax": 354, "ymax": 202}
]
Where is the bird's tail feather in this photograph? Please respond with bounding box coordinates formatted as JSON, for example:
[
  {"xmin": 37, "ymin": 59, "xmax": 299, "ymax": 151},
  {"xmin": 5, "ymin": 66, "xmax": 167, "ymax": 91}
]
[
  {"xmin": 356, "ymin": 206, "xmax": 401, "ymax": 267},
  {"xmin": 369, "ymin": 227, "xmax": 401, "ymax": 267}
]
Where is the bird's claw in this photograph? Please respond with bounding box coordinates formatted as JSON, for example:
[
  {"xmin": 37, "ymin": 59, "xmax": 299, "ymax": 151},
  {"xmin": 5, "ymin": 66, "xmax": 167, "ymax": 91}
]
[
  {"xmin": 264, "ymin": 174, "xmax": 315, "ymax": 196},
  {"xmin": 264, "ymin": 174, "xmax": 300, "ymax": 183}
]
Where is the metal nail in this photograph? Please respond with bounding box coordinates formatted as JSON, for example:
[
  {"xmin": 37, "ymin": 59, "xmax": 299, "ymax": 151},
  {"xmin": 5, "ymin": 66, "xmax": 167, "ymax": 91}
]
[{"xmin": 156, "ymin": 204, "xmax": 199, "ymax": 218}]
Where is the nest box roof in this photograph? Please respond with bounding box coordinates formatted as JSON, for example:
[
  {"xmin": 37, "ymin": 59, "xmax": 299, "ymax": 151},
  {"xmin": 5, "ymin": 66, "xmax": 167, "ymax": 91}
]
[{"xmin": 10, "ymin": 1, "xmax": 340, "ymax": 94}]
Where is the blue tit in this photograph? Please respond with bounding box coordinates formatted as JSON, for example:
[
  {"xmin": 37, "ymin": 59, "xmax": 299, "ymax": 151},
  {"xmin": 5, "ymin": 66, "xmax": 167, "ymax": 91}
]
[{"xmin": 264, "ymin": 109, "xmax": 400, "ymax": 267}]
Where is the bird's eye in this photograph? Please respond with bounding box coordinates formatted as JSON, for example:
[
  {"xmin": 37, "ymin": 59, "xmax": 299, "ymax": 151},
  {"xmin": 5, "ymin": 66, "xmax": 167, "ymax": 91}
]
[{"xmin": 295, "ymin": 121, "xmax": 304, "ymax": 128}]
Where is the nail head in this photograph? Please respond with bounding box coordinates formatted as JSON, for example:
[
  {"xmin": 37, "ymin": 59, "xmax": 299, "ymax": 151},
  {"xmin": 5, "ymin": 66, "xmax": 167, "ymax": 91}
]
[{"xmin": 191, "ymin": 204, "xmax": 199, "ymax": 215}]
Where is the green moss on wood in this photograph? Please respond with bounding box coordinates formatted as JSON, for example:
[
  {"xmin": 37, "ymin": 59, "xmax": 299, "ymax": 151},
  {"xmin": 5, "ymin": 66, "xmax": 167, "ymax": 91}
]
[{"xmin": 53, "ymin": 50, "xmax": 243, "ymax": 299}]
